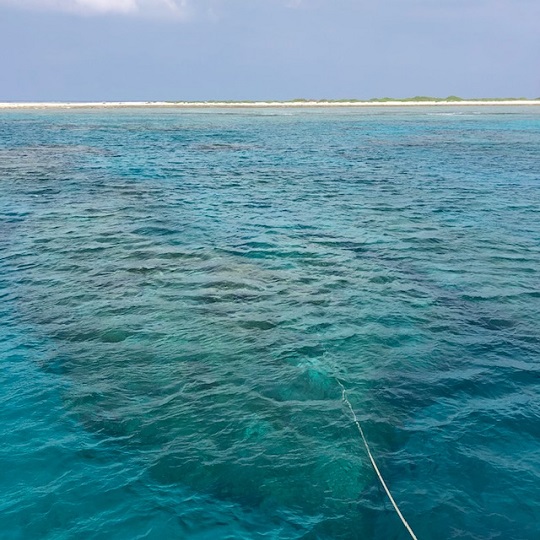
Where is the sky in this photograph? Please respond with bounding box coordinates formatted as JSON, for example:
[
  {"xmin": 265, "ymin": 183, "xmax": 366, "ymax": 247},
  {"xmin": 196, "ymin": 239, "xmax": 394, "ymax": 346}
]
[{"xmin": 0, "ymin": 0, "xmax": 539, "ymax": 101}]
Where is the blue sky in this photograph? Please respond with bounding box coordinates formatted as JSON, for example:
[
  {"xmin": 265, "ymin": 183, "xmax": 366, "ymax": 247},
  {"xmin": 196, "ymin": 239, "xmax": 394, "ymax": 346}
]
[{"xmin": 0, "ymin": 0, "xmax": 538, "ymax": 101}]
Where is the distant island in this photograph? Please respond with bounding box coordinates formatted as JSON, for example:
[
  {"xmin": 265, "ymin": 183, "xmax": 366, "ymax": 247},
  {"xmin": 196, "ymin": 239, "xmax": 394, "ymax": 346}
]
[
  {"xmin": 298, "ymin": 96, "xmax": 540, "ymax": 103},
  {"xmin": 1, "ymin": 97, "xmax": 539, "ymax": 108}
]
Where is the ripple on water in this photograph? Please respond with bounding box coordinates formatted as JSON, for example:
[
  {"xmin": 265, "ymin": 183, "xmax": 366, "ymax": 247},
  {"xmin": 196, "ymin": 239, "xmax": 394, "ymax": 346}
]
[{"xmin": 0, "ymin": 107, "xmax": 539, "ymax": 539}]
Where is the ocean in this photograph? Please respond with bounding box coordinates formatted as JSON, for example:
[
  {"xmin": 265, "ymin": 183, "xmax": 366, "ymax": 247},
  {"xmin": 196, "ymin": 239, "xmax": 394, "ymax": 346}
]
[{"xmin": 0, "ymin": 106, "xmax": 539, "ymax": 539}]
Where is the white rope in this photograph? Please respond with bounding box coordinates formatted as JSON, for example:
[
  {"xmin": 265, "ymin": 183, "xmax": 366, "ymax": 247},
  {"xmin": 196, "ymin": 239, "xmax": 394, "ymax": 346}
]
[{"xmin": 335, "ymin": 378, "xmax": 418, "ymax": 540}]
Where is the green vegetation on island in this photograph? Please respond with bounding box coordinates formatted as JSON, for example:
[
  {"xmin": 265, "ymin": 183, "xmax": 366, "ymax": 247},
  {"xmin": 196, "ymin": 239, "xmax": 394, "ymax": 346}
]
[
  {"xmin": 368, "ymin": 96, "xmax": 534, "ymax": 102},
  {"xmin": 168, "ymin": 96, "xmax": 540, "ymax": 104}
]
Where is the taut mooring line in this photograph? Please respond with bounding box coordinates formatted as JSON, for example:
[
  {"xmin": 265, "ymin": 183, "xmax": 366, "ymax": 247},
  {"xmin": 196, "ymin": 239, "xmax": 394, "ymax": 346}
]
[{"xmin": 335, "ymin": 378, "xmax": 418, "ymax": 540}]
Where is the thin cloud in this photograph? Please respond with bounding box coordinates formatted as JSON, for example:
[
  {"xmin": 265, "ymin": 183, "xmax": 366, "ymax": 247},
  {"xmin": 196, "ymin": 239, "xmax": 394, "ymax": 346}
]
[
  {"xmin": 0, "ymin": 0, "xmax": 189, "ymax": 17},
  {"xmin": 0, "ymin": 0, "xmax": 311, "ymax": 19}
]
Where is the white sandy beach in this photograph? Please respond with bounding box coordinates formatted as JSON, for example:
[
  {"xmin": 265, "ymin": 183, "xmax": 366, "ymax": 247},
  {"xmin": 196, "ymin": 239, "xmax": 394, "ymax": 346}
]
[{"xmin": 0, "ymin": 100, "xmax": 539, "ymax": 109}]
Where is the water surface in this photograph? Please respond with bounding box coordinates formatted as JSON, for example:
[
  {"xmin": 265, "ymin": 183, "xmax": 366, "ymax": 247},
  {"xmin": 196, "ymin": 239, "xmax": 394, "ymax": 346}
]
[{"xmin": 1, "ymin": 106, "xmax": 539, "ymax": 539}]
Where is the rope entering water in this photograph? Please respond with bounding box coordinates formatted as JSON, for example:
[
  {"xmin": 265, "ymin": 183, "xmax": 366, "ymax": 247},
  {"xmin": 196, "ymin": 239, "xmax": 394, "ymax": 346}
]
[{"xmin": 335, "ymin": 378, "xmax": 418, "ymax": 540}]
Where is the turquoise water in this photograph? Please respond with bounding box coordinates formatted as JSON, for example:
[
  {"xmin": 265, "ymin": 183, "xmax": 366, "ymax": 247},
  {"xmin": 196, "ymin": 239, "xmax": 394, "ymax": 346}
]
[{"xmin": 0, "ymin": 107, "xmax": 539, "ymax": 539}]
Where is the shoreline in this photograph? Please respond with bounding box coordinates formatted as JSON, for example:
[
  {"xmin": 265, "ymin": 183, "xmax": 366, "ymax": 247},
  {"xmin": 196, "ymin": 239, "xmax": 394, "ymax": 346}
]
[{"xmin": 1, "ymin": 100, "xmax": 540, "ymax": 109}]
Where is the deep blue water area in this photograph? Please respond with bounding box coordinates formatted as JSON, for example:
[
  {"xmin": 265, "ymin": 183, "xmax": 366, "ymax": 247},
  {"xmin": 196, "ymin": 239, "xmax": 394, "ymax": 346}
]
[{"xmin": 0, "ymin": 106, "xmax": 539, "ymax": 539}]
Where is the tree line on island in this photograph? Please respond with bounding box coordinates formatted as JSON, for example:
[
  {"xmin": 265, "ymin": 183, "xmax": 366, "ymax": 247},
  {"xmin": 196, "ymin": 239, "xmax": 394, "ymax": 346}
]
[
  {"xmin": 168, "ymin": 96, "xmax": 540, "ymax": 103},
  {"xmin": 290, "ymin": 96, "xmax": 538, "ymax": 103}
]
